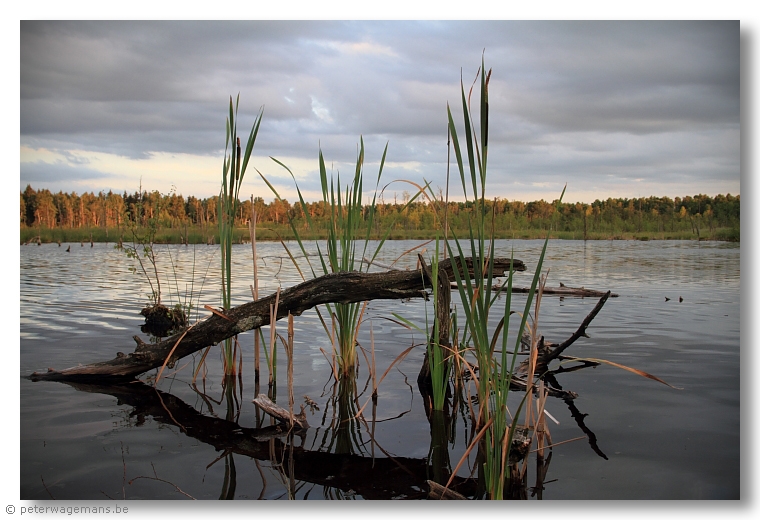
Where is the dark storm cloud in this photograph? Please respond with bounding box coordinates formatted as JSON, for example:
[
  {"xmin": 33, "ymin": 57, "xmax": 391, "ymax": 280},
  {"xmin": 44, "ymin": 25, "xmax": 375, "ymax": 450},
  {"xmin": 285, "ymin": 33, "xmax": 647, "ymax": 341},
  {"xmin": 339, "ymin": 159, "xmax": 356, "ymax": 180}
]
[{"xmin": 19, "ymin": 20, "xmax": 740, "ymax": 200}]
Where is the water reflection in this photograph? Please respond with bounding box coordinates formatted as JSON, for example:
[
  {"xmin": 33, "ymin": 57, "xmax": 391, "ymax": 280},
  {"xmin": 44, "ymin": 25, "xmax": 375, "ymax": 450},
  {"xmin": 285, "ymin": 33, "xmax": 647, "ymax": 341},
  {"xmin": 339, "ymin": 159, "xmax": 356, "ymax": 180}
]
[{"xmin": 61, "ymin": 380, "xmax": 478, "ymax": 499}]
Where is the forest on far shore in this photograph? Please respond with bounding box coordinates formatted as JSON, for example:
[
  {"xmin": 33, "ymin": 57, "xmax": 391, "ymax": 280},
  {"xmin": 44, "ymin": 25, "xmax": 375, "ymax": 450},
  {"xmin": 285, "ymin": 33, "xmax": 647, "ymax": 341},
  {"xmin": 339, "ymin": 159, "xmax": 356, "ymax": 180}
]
[{"xmin": 20, "ymin": 185, "xmax": 740, "ymax": 243}]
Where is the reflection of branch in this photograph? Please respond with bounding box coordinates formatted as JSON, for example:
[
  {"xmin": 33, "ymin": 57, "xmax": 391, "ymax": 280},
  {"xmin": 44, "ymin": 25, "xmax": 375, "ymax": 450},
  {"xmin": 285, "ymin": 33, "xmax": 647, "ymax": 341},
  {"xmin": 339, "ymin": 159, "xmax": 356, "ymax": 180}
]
[
  {"xmin": 129, "ymin": 463, "xmax": 196, "ymax": 500},
  {"xmin": 530, "ymin": 451, "xmax": 554, "ymax": 499},
  {"xmin": 563, "ymin": 398, "xmax": 608, "ymax": 460},
  {"xmin": 191, "ymin": 383, "xmax": 220, "ymax": 417},
  {"xmin": 62, "ymin": 380, "xmax": 477, "ymax": 499},
  {"xmin": 120, "ymin": 442, "xmax": 126, "ymax": 499},
  {"xmin": 254, "ymin": 459, "xmax": 267, "ymax": 500},
  {"xmin": 355, "ymin": 402, "xmax": 417, "ymax": 480}
]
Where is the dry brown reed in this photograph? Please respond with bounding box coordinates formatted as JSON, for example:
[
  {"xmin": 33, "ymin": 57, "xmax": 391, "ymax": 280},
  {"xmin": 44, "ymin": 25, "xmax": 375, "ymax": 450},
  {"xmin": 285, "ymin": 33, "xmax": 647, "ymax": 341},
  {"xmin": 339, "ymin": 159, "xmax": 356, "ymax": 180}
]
[{"xmin": 287, "ymin": 313, "xmax": 295, "ymax": 430}]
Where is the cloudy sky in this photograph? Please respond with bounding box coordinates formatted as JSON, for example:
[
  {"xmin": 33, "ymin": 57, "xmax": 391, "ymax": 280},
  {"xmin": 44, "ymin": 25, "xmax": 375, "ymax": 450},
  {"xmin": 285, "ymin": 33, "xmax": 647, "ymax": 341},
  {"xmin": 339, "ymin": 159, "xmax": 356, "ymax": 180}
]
[{"xmin": 19, "ymin": 20, "xmax": 740, "ymax": 204}]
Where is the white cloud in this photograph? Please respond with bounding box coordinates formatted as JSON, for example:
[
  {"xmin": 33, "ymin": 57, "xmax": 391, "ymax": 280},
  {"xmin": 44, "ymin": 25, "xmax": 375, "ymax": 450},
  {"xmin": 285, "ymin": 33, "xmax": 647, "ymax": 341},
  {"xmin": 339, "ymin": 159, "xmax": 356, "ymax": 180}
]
[{"xmin": 309, "ymin": 96, "xmax": 333, "ymax": 124}]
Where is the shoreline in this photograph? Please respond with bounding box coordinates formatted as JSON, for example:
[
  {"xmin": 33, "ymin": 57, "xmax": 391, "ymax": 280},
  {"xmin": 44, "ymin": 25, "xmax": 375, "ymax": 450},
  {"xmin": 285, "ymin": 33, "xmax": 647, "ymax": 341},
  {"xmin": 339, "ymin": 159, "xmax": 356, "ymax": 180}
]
[{"xmin": 20, "ymin": 226, "xmax": 740, "ymax": 245}]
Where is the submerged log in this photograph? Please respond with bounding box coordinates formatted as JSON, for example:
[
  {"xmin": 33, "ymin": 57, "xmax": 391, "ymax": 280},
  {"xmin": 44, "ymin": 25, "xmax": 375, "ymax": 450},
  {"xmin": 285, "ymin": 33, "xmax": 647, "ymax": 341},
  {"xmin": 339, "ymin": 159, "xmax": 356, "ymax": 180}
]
[
  {"xmin": 28, "ymin": 256, "xmax": 524, "ymax": 382},
  {"xmin": 506, "ymin": 283, "xmax": 617, "ymax": 298}
]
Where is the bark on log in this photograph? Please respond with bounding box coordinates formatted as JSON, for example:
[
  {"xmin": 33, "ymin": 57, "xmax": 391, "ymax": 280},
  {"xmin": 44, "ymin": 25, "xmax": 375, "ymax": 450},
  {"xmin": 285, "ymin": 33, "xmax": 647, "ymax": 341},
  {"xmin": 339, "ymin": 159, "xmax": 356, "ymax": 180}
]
[{"xmin": 28, "ymin": 256, "xmax": 523, "ymax": 382}]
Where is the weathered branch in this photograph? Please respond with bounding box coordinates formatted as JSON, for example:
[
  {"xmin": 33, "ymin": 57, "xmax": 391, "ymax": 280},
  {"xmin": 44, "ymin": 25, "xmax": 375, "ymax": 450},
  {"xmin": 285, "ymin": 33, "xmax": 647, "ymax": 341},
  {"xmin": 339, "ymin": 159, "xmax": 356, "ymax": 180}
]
[
  {"xmin": 427, "ymin": 480, "xmax": 468, "ymax": 500},
  {"xmin": 252, "ymin": 394, "xmax": 309, "ymax": 430},
  {"xmin": 516, "ymin": 291, "xmax": 612, "ymax": 380},
  {"xmin": 541, "ymin": 290, "xmax": 611, "ymax": 363},
  {"xmin": 29, "ymin": 256, "xmax": 522, "ymax": 382}
]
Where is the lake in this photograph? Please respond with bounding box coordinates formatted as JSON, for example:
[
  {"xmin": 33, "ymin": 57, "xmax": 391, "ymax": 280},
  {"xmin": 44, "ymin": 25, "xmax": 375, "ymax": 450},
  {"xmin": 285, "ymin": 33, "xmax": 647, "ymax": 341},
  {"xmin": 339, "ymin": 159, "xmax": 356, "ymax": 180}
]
[{"xmin": 20, "ymin": 239, "xmax": 740, "ymax": 500}]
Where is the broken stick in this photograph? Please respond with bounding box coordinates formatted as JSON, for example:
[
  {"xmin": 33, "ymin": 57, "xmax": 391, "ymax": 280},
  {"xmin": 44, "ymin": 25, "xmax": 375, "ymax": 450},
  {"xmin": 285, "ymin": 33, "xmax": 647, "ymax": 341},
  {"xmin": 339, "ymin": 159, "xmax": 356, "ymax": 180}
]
[{"xmin": 253, "ymin": 394, "xmax": 309, "ymax": 430}]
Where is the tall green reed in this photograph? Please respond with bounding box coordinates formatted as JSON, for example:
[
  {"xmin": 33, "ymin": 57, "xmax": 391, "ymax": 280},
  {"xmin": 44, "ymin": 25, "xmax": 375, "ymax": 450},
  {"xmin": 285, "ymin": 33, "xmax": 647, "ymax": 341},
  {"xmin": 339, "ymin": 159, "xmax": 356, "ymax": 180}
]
[
  {"xmin": 389, "ymin": 235, "xmax": 450, "ymax": 414},
  {"xmin": 219, "ymin": 95, "xmax": 263, "ymax": 375},
  {"xmin": 428, "ymin": 237, "xmax": 448, "ymax": 410},
  {"xmin": 444, "ymin": 58, "xmax": 564, "ymax": 499}
]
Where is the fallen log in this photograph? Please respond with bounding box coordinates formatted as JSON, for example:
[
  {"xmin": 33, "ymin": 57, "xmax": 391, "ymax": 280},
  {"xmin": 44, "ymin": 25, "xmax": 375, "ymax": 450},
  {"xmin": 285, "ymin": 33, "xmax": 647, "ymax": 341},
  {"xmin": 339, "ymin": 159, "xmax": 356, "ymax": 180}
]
[{"xmin": 28, "ymin": 256, "xmax": 524, "ymax": 382}]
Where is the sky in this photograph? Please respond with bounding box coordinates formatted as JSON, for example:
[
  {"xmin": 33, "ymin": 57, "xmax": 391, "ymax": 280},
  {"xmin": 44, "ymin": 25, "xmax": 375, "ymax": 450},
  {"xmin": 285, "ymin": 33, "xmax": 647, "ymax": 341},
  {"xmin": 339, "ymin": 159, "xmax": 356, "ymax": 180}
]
[{"xmin": 19, "ymin": 20, "xmax": 740, "ymax": 205}]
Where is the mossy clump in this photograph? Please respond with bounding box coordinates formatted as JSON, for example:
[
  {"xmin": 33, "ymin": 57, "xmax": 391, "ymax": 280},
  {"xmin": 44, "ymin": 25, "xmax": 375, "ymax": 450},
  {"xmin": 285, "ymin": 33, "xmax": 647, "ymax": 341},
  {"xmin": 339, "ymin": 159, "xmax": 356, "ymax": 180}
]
[{"xmin": 140, "ymin": 303, "xmax": 187, "ymax": 337}]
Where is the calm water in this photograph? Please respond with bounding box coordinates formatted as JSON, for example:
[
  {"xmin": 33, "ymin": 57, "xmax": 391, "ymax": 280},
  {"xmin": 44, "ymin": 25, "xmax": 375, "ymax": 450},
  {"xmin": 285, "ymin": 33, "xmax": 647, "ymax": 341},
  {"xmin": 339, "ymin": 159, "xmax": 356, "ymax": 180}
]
[{"xmin": 20, "ymin": 240, "xmax": 740, "ymax": 500}]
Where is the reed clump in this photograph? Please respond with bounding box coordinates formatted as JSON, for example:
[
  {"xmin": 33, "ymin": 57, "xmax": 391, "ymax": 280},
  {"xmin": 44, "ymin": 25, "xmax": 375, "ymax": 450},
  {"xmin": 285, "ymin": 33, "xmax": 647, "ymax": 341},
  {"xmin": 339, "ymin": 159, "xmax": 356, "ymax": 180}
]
[
  {"xmin": 218, "ymin": 95, "xmax": 263, "ymax": 375},
  {"xmin": 261, "ymin": 138, "xmax": 419, "ymax": 377},
  {"xmin": 436, "ymin": 58, "xmax": 565, "ymax": 499}
]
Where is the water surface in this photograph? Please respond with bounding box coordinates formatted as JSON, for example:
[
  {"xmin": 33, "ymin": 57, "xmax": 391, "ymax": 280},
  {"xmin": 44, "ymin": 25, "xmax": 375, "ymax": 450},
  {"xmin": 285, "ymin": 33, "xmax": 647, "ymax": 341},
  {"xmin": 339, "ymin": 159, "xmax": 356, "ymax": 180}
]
[{"xmin": 20, "ymin": 240, "xmax": 740, "ymax": 499}]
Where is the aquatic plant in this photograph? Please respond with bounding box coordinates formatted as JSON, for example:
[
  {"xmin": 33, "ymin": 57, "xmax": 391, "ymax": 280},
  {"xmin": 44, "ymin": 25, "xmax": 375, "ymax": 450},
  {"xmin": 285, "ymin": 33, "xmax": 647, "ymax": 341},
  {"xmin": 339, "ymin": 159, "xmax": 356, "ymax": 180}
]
[
  {"xmin": 218, "ymin": 95, "xmax": 263, "ymax": 375},
  {"xmin": 122, "ymin": 189, "xmax": 164, "ymax": 307},
  {"xmin": 426, "ymin": 237, "xmax": 450, "ymax": 411},
  {"xmin": 442, "ymin": 58, "xmax": 564, "ymax": 499},
  {"xmin": 122, "ymin": 192, "xmax": 208, "ymax": 338},
  {"xmin": 261, "ymin": 138, "xmax": 420, "ymax": 376}
]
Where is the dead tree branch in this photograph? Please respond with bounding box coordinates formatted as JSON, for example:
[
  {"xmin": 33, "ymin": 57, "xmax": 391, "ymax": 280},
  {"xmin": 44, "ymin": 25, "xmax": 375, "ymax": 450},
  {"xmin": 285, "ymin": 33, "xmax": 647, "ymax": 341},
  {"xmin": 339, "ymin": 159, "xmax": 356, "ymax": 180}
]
[{"xmin": 28, "ymin": 257, "xmax": 522, "ymax": 382}]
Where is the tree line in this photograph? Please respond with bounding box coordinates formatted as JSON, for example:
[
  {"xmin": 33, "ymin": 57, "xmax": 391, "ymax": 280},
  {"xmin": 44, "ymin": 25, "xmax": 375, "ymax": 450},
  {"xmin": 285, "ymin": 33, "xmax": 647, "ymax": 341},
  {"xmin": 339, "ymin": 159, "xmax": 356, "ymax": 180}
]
[{"xmin": 20, "ymin": 184, "xmax": 740, "ymax": 240}]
